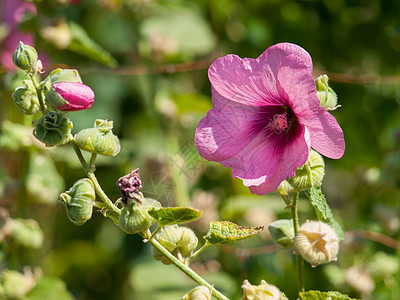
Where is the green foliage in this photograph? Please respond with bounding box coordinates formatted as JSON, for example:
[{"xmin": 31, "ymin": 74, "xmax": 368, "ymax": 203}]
[
  {"xmin": 148, "ymin": 207, "xmax": 202, "ymax": 226},
  {"xmin": 299, "ymin": 290, "xmax": 357, "ymax": 300},
  {"xmin": 25, "ymin": 277, "xmax": 74, "ymax": 300},
  {"xmin": 204, "ymin": 221, "xmax": 264, "ymax": 245}
]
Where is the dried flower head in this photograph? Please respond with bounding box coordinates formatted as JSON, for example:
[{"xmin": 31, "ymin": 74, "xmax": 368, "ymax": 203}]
[
  {"xmin": 241, "ymin": 279, "xmax": 286, "ymax": 300},
  {"xmin": 117, "ymin": 168, "xmax": 143, "ymax": 203},
  {"xmin": 294, "ymin": 220, "xmax": 339, "ymax": 267}
]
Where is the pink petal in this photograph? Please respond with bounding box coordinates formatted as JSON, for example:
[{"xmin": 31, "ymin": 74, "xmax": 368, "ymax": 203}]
[
  {"xmin": 276, "ymin": 54, "xmax": 345, "ymax": 159},
  {"xmin": 54, "ymin": 82, "xmax": 95, "ymax": 108},
  {"xmin": 195, "ymin": 88, "xmax": 260, "ymax": 162},
  {"xmin": 249, "ymin": 126, "xmax": 311, "ymax": 195}
]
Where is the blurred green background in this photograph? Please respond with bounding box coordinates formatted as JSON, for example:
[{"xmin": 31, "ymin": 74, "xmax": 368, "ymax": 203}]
[{"xmin": 0, "ymin": 0, "xmax": 399, "ymax": 299}]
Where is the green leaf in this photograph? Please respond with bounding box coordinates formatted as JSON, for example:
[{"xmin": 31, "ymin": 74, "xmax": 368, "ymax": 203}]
[
  {"xmin": 67, "ymin": 22, "xmax": 117, "ymax": 67},
  {"xmin": 305, "ymin": 187, "xmax": 344, "ymax": 239},
  {"xmin": 204, "ymin": 221, "xmax": 263, "ymax": 245},
  {"xmin": 148, "ymin": 207, "xmax": 202, "ymax": 226},
  {"xmin": 26, "ymin": 277, "xmax": 74, "ymax": 300},
  {"xmin": 299, "ymin": 290, "xmax": 358, "ymax": 300}
]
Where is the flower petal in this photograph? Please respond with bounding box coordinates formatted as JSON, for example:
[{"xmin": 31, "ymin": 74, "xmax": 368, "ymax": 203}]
[
  {"xmin": 249, "ymin": 126, "xmax": 311, "ymax": 195},
  {"xmin": 276, "ymin": 54, "xmax": 345, "ymax": 159},
  {"xmin": 195, "ymin": 88, "xmax": 261, "ymax": 162}
]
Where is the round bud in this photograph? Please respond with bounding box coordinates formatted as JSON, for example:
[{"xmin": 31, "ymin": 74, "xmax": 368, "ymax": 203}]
[
  {"xmin": 12, "ymin": 80, "xmax": 40, "ymax": 115},
  {"xmin": 42, "ymin": 68, "xmax": 82, "ymax": 94},
  {"xmin": 12, "ymin": 42, "xmax": 38, "ymax": 71},
  {"xmin": 59, "ymin": 178, "xmax": 96, "ymax": 226},
  {"xmin": 286, "ymin": 150, "xmax": 325, "ymax": 192},
  {"xmin": 45, "ymin": 82, "xmax": 94, "ymax": 112},
  {"xmin": 268, "ymin": 219, "xmax": 295, "ymax": 250},
  {"xmin": 241, "ymin": 279, "xmax": 286, "ymax": 300},
  {"xmin": 315, "ymin": 75, "xmax": 339, "ymax": 111},
  {"xmin": 182, "ymin": 286, "xmax": 212, "ymax": 300},
  {"xmin": 33, "ymin": 111, "xmax": 73, "ymax": 147},
  {"xmin": 74, "ymin": 119, "xmax": 120, "ymax": 156},
  {"xmin": 118, "ymin": 198, "xmax": 161, "ymax": 234},
  {"xmin": 294, "ymin": 220, "xmax": 339, "ymax": 267},
  {"xmin": 152, "ymin": 225, "xmax": 198, "ymax": 265}
]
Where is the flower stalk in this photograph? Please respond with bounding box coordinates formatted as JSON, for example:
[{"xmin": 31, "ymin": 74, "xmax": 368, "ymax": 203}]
[
  {"xmin": 291, "ymin": 192, "xmax": 305, "ymax": 293},
  {"xmin": 28, "ymin": 73, "xmax": 45, "ymax": 112}
]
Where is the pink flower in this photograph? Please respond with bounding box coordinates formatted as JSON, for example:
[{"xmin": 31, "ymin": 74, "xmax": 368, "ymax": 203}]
[
  {"xmin": 50, "ymin": 82, "xmax": 95, "ymax": 112},
  {"xmin": 195, "ymin": 43, "xmax": 345, "ymax": 195}
]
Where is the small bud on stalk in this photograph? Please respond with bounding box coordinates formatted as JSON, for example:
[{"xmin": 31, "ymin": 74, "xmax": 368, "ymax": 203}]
[
  {"xmin": 182, "ymin": 286, "xmax": 212, "ymax": 300},
  {"xmin": 59, "ymin": 178, "xmax": 96, "ymax": 226},
  {"xmin": 294, "ymin": 220, "xmax": 339, "ymax": 267},
  {"xmin": 33, "ymin": 111, "xmax": 73, "ymax": 147},
  {"xmin": 12, "ymin": 42, "xmax": 38, "ymax": 71},
  {"xmin": 74, "ymin": 119, "xmax": 120, "ymax": 156},
  {"xmin": 315, "ymin": 75, "xmax": 340, "ymax": 111},
  {"xmin": 241, "ymin": 279, "xmax": 287, "ymax": 300},
  {"xmin": 152, "ymin": 225, "xmax": 198, "ymax": 265},
  {"xmin": 12, "ymin": 80, "xmax": 40, "ymax": 115}
]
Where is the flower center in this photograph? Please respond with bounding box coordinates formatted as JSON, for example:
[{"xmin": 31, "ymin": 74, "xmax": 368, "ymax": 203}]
[{"xmin": 267, "ymin": 107, "xmax": 296, "ymax": 135}]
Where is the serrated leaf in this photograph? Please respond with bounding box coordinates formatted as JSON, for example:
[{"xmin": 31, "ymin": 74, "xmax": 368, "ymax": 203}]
[
  {"xmin": 299, "ymin": 290, "xmax": 358, "ymax": 300},
  {"xmin": 26, "ymin": 277, "xmax": 74, "ymax": 300},
  {"xmin": 204, "ymin": 221, "xmax": 263, "ymax": 245},
  {"xmin": 148, "ymin": 207, "xmax": 202, "ymax": 226},
  {"xmin": 305, "ymin": 187, "xmax": 344, "ymax": 239},
  {"xmin": 67, "ymin": 22, "xmax": 117, "ymax": 67}
]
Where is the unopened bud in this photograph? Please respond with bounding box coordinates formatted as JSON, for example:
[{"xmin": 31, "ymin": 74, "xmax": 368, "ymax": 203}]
[
  {"xmin": 182, "ymin": 286, "xmax": 212, "ymax": 300},
  {"xmin": 152, "ymin": 225, "xmax": 198, "ymax": 265},
  {"xmin": 118, "ymin": 198, "xmax": 161, "ymax": 234},
  {"xmin": 59, "ymin": 178, "xmax": 96, "ymax": 226},
  {"xmin": 45, "ymin": 82, "xmax": 94, "ymax": 112},
  {"xmin": 74, "ymin": 119, "xmax": 120, "ymax": 156},
  {"xmin": 241, "ymin": 279, "xmax": 286, "ymax": 300},
  {"xmin": 294, "ymin": 220, "xmax": 339, "ymax": 267},
  {"xmin": 42, "ymin": 69, "xmax": 82, "ymax": 94},
  {"xmin": 12, "ymin": 80, "xmax": 40, "ymax": 115},
  {"xmin": 285, "ymin": 150, "xmax": 325, "ymax": 192},
  {"xmin": 117, "ymin": 168, "xmax": 142, "ymax": 204},
  {"xmin": 12, "ymin": 42, "xmax": 38, "ymax": 71},
  {"xmin": 33, "ymin": 111, "xmax": 73, "ymax": 146},
  {"xmin": 268, "ymin": 219, "xmax": 295, "ymax": 249},
  {"xmin": 315, "ymin": 75, "xmax": 339, "ymax": 111}
]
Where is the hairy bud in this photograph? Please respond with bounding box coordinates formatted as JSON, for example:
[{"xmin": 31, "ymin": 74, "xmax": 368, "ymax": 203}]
[
  {"xmin": 12, "ymin": 42, "xmax": 38, "ymax": 71},
  {"xmin": 12, "ymin": 80, "xmax": 40, "ymax": 115},
  {"xmin": 182, "ymin": 286, "xmax": 212, "ymax": 300},
  {"xmin": 33, "ymin": 111, "xmax": 73, "ymax": 146},
  {"xmin": 241, "ymin": 279, "xmax": 286, "ymax": 300}
]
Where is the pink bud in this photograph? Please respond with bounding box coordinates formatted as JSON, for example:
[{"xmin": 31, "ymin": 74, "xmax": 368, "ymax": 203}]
[{"xmin": 52, "ymin": 82, "xmax": 94, "ymax": 112}]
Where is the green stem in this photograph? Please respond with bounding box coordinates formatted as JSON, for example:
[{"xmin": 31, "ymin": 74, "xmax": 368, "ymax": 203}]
[
  {"xmin": 291, "ymin": 192, "xmax": 305, "ymax": 293},
  {"xmin": 148, "ymin": 225, "xmax": 162, "ymax": 241},
  {"xmin": 148, "ymin": 238, "xmax": 229, "ymax": 300},
  {"xmin": 70, "ymin": 138, "xmax": 120, "ymax": 216},
  {"xmin": 189, "ymin": 241, "xmax": 211, "ymax": 262},
  {"xmin": 89, "ymin": 153, "xmax": 97, "ymax": 172},
  {"xmin": 29, "ymin": 73, "xmax": 45, "ymax": 112}
]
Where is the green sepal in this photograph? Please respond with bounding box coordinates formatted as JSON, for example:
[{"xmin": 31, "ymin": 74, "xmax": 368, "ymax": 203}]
[
  {"xmin": 268, "ymin": 219, "xmax": 295, "ymax": 249},
  {"xmin": 33, "ymin": 112, "xmax": 73, "ymax": 147},
  {"xmin": 204, "ymin": 221, "xmax": 263, "ymax": 245},
  {"xmin": 148, "ymin": 207, "xmax": 202, "ymax": 226},
  {"xmin": 299, "ymin": 290, "xmax": 358, "ymax": 300},
  {"xmin": 305, "ymin": 187, "xmax": 344, "ymax": 239}
]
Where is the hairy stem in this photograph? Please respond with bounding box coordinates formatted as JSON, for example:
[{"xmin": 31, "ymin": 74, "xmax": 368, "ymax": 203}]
[
  {"xmin": 29, "ymin": 73, "xmax": 45, "ymax": 112},
  {"xmin": 291, "ymin": 192, "xmax": 305, "ymax": 293},
  {"xmin": 148, "ymin": 238, "xmax": 229, "ymax": 300},
  {"xmin": 189, "ymin": 241, "xmax": 211, "ymax": 262}
]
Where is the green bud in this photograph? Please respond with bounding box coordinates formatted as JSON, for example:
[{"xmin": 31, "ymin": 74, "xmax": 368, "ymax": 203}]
[
  {"xmin": 315, "ymin": 75, "xmax": 339, "ymax": 111},
  {"xmin": 9, "ymin": 218, "xmax": 44, "ymax": 249},
  {"xmin": 268, "ymin": 219, "xmax": 295, "ymax": 250},
  {"xmin": 42, "ymin": 68, "xmax": 82, "ymax": 94},
  {"xmin": 33, "ymin": 111, "xmax": 73, "ymax": 147},
  {"xmin": 152, "ymin": 225, "xmax": 198, "ymax": 265},
  {"xmin": 241, "ymin": 279, "xmax": 287, "ymax": 300},
  {"xmin": 285, "ymin": 150, "xmax": 325, "ymax": 192},
  {"xmin": 118, "ymin": 198, "xmax": 161, "ymax": 234},
  {"xmin": 74, "ymin": 119, "xmax": 120, "ymax": 156},
  {"xmin": 0, "ymin": 270, "xmax": 35, "ymax": 299},
  {"xmin": 59, "ymin": 178, "xmax": 95, "ymax": 226},
  {"xmin": 12, "ymin": 42, "xmax": 38, "ymax": 71},
  {"xmin": 182, "ymin": 286, "xmax": 212, "ymax": 300},
  {"xmin": 12, "ymin": 80, "xmax": 40, "ymax": 115}
]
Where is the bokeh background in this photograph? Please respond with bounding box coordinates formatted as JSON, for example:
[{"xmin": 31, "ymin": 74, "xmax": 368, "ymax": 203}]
[{"xmin": 1, "ymin": 0, "xmax": 399, "ymax": 299}]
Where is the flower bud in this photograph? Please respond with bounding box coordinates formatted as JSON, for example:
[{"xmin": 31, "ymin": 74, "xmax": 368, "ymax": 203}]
[
  {"xmin": 42, "ymin": 69, "xmax": 82, "ymax": 93},
  {"xmin": 59, "ymin": 178, "xmax": 96, "ymax": 226},
  {"xmin": 33, "ymin": 111, "xmax": 73, "ymax": 146},
  {"xmin": 12, "ymin": 42, "xmax": 38, "ymax": 70},
  {"xmin": 241, "ymin": 279, "xmax": 286, "ymax": 300},
  {"xmin": 74, "ymin": 119, "xmax": 120, "ymax": 156},
  {"xmin": 117, "ymin": 168, "xmax": 142, "ymax": 204},
  {"xmin": 285, "ymin": 150, "xmax": 325, "ymax": 192},
  {"xmin": 45, "ymin": 82, "xmax": 94, "ymax": 112},
  {"xmin": 12, "ymin": 80, "xmax": 40, "ymax": 115},
  {"xmin": 268, "ymin": 219, "xmax": 295, "ymax": 249},
  {"xmin": 152, "ymin": 225, "xmax": 198, "ymax": 265},
  {"xmin": 182, "ymin": 286, "xmax": 212, "ymax": 300},
  {"xmin": 315, "ymin": 75, "xmax": 339, "ymax": 111},
  {"xmin": 9, "ymin": 218, "xmax": 44, "ymax": 249},
  {"xmin": 118, "ymin": 198, "xmax": 161, "ymax": 234},
  {"xmin": 294, "ymin": 220, "xmax": 339, "ymax": 267}
]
